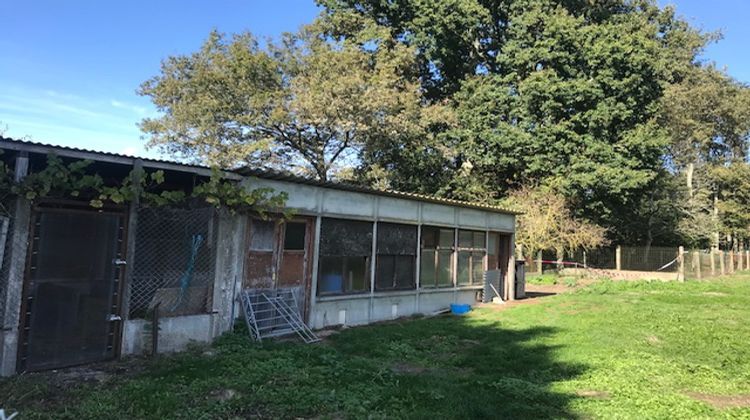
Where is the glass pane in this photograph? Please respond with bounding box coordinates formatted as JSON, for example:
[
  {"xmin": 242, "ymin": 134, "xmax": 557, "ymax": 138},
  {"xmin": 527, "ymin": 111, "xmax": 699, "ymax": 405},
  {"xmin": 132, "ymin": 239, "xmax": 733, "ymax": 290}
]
[
  {"xmin": 420, "ymin": 250, "xmax": 436, "ymax": 287},
  {"xmin": 437, "ymin": 250, "xmax": 453, "ymax": 287},
  {"xmin": 318, "ymin": 257, "xmax": 344, "ymax": 295},
  {"xmin": 345, "ymin": 256, "xmax": 368, "ymax": 293},
  {"xmin": 473, "ymin": 232, "xmax": 486, "ymax": 248},
  {"xmin": 439, "ymin": 229, "xmax": 454, "ymax": 248},
  {"xmin": 457, "ymin": 251, "xmax": 470, "ymax": 285},
  {"xmin": 250, "ymin": 220, "xmax": 275, "ymax": 251},
  {"xmin": 488, "ymin": 232, "xmax": 499, "ymax": 255},
  {"xmin": 394, "ymin": 255, "xmax": 415, "ymax": 289},
  {"xmin": 458, "ymin": 230, "xmax": 473, "ymax": 248},
  {"xmin": 472, "ymin": 251, "xmax": 485, "ymax": 284},
  {"xmin": 421, "ymin": 227, "xmax": 438, "ymax": 248},
  {"xmin": 283, "ymin": 222, "xmax": 306, "ymax": 250},
  {"xmin": 376, "ymin": 255, "xmax": 395, "ymax": 290}
]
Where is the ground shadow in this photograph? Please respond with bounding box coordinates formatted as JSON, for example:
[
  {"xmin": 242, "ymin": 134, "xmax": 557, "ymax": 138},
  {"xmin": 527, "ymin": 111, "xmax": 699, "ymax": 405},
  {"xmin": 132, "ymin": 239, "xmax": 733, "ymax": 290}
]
[{"xmin": 325, "ymin": 314, "xmax": 586, "ymax": 419}]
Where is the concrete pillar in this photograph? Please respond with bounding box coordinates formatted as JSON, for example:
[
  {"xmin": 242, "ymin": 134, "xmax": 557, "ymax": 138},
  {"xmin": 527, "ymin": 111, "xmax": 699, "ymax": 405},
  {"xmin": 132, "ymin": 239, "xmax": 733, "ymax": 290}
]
[
  {"xmin": 0, "ymin": 154, "xmax": 31, "ymax": 377},
  {"xmin": 710, "ymin": 247, "xmax": 716, "ymax": 276},
  {"xmin": 616, "ymin": 245, "xmax": 622, "ymax": 271},
  {"xmin": 693, "ymin": 251, "xmax": 701, "ymax": 280},
  {"xmin": 537, "ymin": 251, "xmax": 542, "ymax": 274},
  {"xmin": 677, "ymin": 246, "xmax": 685, "ymax": 282},
  {"xmin": 507, "ymin": 234, "xmax": 516, "ymax": 301}
]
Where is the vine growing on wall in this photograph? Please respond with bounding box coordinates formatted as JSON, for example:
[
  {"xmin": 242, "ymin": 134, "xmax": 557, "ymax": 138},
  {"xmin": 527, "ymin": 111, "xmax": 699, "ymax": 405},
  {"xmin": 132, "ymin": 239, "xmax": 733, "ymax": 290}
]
[{"xmin": 0, "ymin": 153, "xmax": 288, "ymax": 216}]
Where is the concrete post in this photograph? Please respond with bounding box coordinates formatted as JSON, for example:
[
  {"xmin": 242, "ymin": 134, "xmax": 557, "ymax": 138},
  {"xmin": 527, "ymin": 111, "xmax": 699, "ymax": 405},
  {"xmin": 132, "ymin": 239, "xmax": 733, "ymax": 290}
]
[
  {"xmin": 720, "ymin": 250, "xmax": 726, "ymax": 276},
  {"xmin": 616, "ymin": 245, "xmax": 622, "ymax": 271},
  {"xmin": 693, "ymin": 251, "xmax": 701, "ymax": 280},
  {"xmin": 710, "ymin": 247, "xmax": 716, "ymax": 276},
  {"xmin": 739, "ymin": 244, "xmax": 745, "ymax": 271},
  {"xmin": 507, "ymin": 234, "xmax": 516, "ymax": 301},
  {"xmin": 0, "ymin": 154, "xmax": 30, "ymax": 377},
  {"xmin": 677, "ymin": 246, "xmax": 685, "ymax": 282},
  {"xmin": 583, "ymin": 250, "xmax": 588, "ymax": 269},
  {"xmin": 537, "ymin": 251, "xmax": 542, "ymax": 274}
]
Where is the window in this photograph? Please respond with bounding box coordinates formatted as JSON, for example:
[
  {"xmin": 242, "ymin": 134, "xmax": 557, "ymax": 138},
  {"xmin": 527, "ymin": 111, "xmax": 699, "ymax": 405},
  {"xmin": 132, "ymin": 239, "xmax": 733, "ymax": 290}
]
[
  {"xmin": 317, "ymin": 218, "xmax": 373, "ymax": 295},
  {"xmin": 420, "ymin": 226, "xmax": 455, "ymax": 288},
  {"xmin": 283, "ymin": 222, "xmax": 306, "ymax": 250},
  {"xmin": 375, "ymin": 223, "xmax": 417, "ymax": 291},
  {"xmin": 250, "ymin": 220, "xmax": 275, "ymax": 251},
  {"xmin": 457, "ymin": 230, "xmax": 486, "ymax": 286}
]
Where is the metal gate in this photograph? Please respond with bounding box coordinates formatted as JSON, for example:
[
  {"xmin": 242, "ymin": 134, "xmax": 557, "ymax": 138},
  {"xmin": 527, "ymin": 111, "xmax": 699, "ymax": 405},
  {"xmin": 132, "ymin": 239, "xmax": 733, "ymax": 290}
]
[{"xmin": 18, "ymin": 205, "xmax": 126, "ymax": 371}]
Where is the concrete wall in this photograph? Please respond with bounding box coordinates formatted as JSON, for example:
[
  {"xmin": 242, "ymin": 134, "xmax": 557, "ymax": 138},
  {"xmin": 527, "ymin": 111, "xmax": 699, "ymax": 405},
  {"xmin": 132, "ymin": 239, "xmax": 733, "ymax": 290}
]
[
  {"xmin": 309, "ymin": 289, "xmax": 482, "ymax": 329},
  {"xmin": 122, "ymin": 315, "xmax": 215, "ymax": 354}
]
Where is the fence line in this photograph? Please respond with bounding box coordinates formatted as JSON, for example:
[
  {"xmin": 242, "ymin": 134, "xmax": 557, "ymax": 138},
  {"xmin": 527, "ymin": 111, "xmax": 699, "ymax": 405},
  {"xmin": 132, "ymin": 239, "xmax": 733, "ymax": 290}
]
[{"xmin": 523, "ymin": 245, "xmax": 750, "ymax": 281}]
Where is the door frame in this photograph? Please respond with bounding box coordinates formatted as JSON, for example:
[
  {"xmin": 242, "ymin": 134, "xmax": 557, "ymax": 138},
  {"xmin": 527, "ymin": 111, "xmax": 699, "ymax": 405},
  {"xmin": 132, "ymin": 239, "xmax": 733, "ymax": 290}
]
[
  {"xmin": 244, "ymin": 215, "xmax": 315, "ymax": 321},
  {"xmin": 16, "ymin": 200, "xmax": 129, "ymax": 372}
]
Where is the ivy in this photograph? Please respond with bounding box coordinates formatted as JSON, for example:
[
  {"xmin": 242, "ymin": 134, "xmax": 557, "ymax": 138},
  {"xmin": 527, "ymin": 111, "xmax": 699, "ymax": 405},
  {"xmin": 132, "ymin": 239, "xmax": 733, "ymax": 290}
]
[{"xmin": 0, "ymin": 154, "xmax": 287, "ymax": 215}]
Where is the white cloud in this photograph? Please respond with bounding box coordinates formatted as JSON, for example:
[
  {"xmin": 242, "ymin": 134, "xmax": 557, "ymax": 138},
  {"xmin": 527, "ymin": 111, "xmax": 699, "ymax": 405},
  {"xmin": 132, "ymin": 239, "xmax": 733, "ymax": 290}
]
[
  {"xmin": 120, "ymin": 146, "xmax": 138, "ymax": 156},
  {"xmin": 110, "ymin": 99, "xmax": 147, "ymax": 115}
]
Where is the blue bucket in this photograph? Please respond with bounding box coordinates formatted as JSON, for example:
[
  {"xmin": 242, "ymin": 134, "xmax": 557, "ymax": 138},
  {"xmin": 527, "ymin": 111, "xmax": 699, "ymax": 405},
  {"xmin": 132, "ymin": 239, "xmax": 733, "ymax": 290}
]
[{"xmin": 450, "ymin": 303, "xmax": 471, "ymax": 315}]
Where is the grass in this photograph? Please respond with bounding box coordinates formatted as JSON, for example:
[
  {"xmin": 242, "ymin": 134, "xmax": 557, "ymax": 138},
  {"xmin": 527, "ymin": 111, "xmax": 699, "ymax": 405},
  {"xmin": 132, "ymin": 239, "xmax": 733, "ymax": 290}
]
[{"xmin": 3, "ymin": 276, "xmax": 750, "ymax": 419}]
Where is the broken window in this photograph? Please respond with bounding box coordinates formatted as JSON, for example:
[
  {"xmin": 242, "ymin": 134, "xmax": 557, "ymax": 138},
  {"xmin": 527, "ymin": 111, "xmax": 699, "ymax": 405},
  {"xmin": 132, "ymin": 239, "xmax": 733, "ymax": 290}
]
[
  {"xmin": 420, "ymin": 226, "xmax": 455, "ymax": 288},
  {"xmin": 457, "ymin": 230, "xmax": 486, "ymax": 286},
  {"xmin": 317, "ymin": 218, "xmax": 373, "ymax": 295},
  {"xmin": 375, "ymin": 223, "xmax": 417, "ymax": 291},
  {"xmin": 283, "ymin": 222, "xmax": 306, "ymax": 250},
  {"xmin": 278, "ymin": 221, "xmax": 308, "ymax": 287}
]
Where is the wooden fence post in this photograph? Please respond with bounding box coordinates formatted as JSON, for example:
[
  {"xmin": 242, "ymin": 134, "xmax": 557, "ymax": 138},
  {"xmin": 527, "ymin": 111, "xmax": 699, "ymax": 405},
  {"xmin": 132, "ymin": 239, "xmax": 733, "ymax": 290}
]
[
  {"xmin": 677, "ymin": 246, "xmax": 685, "ymax": 282},
  {"xmin": 616, "ymin": 245, "xmax": 622, "ymax": 271},
  {"xmin": 720, "ymin": 250, "xmax": 726, "ymax": 276},
  {"xmin": 746, "ymin": 250, "xmax": 750, "ymax": 270},
  {"xmin": 729, "ymin": 250, "xmax": 735, "ymax": 273},
  {"xmin": 583, "ymin": 250, "xmax": 588, "ymax": 269},
  {"xmin": 739, "ymin": 244, "xmax": 744, "ymax": 271},
  {"xmin": 693, "ymin": 251, "xmax": 701, "ymax": 280}
]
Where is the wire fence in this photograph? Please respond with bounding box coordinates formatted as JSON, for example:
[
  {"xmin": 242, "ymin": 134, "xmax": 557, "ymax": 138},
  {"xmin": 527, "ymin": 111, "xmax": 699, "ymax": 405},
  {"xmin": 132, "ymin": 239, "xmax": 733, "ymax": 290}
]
[{"xmin": 128, "ymin": 206, "xmax": 218, "ymax": 319}]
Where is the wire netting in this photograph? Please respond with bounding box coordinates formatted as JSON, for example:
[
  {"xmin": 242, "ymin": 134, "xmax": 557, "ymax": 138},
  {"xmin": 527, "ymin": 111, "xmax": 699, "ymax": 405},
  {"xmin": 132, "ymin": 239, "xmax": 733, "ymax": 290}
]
[
  {"xmin": 128, "ymin": 206, "xmax": 218, "ymax": 319},
  {"xmin": 620, "ymin": 246, "xmax": 679, "ymax": 272}
]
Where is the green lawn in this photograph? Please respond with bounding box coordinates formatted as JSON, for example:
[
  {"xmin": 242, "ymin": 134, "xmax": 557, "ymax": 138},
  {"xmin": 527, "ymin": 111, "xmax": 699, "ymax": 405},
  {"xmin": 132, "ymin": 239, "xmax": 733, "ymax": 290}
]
[{"xmin": 3, "ymin": 276, "xmax": 750, "ymax": 419}]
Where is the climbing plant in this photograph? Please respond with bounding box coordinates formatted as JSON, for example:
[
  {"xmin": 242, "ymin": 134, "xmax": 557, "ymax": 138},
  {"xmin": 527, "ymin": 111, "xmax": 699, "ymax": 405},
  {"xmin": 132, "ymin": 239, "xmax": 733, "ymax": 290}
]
[{"xmin": 0, "ymin": 154, "xmax": 287, "ymax": 215}]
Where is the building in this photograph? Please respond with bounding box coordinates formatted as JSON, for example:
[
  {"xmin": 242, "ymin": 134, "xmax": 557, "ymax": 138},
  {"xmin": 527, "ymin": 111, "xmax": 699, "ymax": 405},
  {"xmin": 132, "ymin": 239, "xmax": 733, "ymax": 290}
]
[{"xmin": 0, "ymin": 137, "xmax": 518, "ymax": 376}]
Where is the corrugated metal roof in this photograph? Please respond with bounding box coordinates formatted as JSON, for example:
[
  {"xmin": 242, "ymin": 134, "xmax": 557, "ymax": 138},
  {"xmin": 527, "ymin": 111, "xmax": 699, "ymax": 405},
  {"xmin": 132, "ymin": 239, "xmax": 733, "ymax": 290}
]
[{"xmin": 0, "ymin": 136, "xmax": 519, "ymax": 215}]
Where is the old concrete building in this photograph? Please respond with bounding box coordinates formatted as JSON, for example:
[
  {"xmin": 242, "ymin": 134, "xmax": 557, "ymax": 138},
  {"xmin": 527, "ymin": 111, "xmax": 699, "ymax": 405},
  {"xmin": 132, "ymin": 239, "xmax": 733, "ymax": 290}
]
[{"xmin": 0, "ymin": 138, "xmax": 518, "ymax": 376}]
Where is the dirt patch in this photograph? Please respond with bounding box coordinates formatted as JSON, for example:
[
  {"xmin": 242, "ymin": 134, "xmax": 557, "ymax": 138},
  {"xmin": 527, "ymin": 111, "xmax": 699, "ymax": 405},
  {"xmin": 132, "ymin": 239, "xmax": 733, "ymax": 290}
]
[
  {"xmin": 390, "ymin": 363, "xmax": 429, "ymax": 374},
  {"xmin": 686, "ymin": 392, "xmax": 750, "ymax": 409},
  {"xmin": 646, "ymin": 335, "xmax": 661, "ymax": 345},
  {"xmin": 209, "ymin": 388, "xmax": 240, "ymax": 402},
  {"xmin": 576, "ymin": 390, "xmax": 611, "ymax": 399}
]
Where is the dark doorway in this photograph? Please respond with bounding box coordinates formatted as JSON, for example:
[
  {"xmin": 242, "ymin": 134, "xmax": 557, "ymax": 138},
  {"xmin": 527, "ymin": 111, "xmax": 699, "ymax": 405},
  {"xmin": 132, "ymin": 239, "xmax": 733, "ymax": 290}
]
[{"xmin": 19, "ymin": 206, "xmax": 126, "ymax": 371}]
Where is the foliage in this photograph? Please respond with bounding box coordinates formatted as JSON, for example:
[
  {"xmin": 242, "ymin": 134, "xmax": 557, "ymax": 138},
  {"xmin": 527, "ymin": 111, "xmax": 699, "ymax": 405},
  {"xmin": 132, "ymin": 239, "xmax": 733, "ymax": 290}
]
[
  {"xmin": 4, "ymin": 276, "xmax": 750, "ymax": 418},
  {"xmin": 0, "ymin": 154, "xmax": 286, "ymax": 215},
  {"xmin": 138, "ymin": 13, "xmax": 432, "ymax": 180},
  {"xmin": 505, "ymin": 186, "xmax": 608, "ymax": 258},
  {"xmin": 322, "ymin": 0, "xmax": 713, "ymax": 242}
]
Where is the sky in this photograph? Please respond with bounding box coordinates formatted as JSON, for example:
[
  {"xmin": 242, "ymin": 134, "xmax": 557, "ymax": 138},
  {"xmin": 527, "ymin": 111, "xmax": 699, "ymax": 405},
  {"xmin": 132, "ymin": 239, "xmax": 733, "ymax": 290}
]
[{"xmin": 1, "ymin": 0, "xmax": 748, "ymax": 160}]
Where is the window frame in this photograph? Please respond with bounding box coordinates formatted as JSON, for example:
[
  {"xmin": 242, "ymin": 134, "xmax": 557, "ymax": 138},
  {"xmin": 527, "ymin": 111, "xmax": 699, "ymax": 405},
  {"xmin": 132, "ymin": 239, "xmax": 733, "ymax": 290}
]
[
  {"xmin": 419, "ymin": 226, "xmax": 456, "ymax": 289},
  {"xmin": 456, "ymin": 229, "xmax": 487, "ymax": 286},
  {"xmin": 316, "ymin": 218, "xmax": 374, "ymax": 296}
]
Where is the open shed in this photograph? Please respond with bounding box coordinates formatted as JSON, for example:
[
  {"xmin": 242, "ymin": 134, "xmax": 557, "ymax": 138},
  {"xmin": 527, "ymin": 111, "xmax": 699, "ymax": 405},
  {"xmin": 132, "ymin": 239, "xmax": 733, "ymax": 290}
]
[{"xmin": 0, "ymin": 137, "xmax": 518, "ymax": 376}]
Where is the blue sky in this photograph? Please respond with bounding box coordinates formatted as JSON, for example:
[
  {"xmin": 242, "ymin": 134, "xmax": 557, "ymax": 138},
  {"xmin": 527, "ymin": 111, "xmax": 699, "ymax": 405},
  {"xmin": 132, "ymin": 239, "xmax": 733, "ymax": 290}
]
[{"xmin": 1, "ymin": 0, "xmax": 748, "ymax": 160}]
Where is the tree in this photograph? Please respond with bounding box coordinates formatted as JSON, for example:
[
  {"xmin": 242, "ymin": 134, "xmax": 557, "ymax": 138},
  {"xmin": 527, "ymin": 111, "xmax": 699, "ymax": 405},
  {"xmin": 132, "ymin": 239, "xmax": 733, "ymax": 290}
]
[
  {"xmin": 330, "ymin": 0, "xmax": 705, "ymax": 241},
  {"xmin": 504, "ymin": 186, "xmax": 608, "ymax": 260},
  {"xmin": 139, "ymin": 13, "xmax": 425, "ymax": 180}
]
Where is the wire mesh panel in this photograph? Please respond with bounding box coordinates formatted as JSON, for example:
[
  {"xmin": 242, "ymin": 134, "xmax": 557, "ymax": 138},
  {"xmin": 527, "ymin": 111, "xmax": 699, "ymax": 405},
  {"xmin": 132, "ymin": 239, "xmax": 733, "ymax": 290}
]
[
  {"xmin": 129, "ymin": 206, "xmax": 217, "ymax": 319},
  {"xmin": 621, "ymin": 246, "xmax": 679, "ymax": 272}
]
